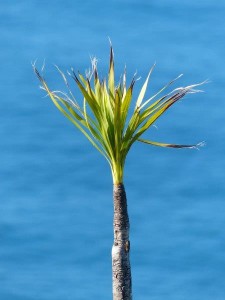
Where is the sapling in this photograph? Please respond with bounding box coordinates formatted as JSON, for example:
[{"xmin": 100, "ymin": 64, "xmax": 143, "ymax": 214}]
[{"xmin": 34, "ymin": 46, "xmax": 204, "ymax": 300}]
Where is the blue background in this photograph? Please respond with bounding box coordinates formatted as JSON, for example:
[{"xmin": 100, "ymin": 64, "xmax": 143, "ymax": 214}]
[{"xmin": 0, "ymin": 1, "xmax": 224, "ymax": 299}]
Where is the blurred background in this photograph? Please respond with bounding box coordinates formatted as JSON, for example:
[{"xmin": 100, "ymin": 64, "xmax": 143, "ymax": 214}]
[{"xmin": 0, "ymin": 0, "xmax": 224, "ymax": 299}]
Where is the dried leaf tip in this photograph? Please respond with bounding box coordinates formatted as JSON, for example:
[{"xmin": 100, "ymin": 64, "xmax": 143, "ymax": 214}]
[{"xmin": 194, "ymin": 141, "xmax": 206, "ymax": 150}]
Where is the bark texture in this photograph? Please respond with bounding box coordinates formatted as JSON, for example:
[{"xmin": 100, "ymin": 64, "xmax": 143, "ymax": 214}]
[{"xmin": 112, "ymin": 183, "xmax": 132, "ymax": 300}]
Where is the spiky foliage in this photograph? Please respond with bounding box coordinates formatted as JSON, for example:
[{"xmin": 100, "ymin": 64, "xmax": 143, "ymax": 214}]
[{"xmin": 33, "ymin": 47, "xmax": 204, "ymax": 184}]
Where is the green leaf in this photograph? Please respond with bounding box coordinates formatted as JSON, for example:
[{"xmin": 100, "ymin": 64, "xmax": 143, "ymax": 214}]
[
  {"xmin": 108, "ymin": 45, "xmax": 115, "ymax": 97},
  {"xmin": 138, "ymin": 138, "xmax": 206, "ymax": 149},
  {"xmin": 120, "ymin": 79, "xmax": 135, "ymax": 130},
  {"xmin": 114, "ymin": 89, "xmax": 122, "ymax": 161},
  {"xmin": 135, "ymin": 64, "xmax": 155, "ymax": 110}
]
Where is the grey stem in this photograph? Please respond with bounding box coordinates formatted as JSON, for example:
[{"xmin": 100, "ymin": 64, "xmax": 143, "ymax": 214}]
[{"xmin": 112, "ymin": 183, "xmax": 132, "ymax": 300}]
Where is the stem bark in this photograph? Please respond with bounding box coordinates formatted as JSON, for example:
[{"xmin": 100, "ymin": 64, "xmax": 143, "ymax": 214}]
[{"xmin": 112, "ymin": 183, "xmax": 132, "ymax": 300}]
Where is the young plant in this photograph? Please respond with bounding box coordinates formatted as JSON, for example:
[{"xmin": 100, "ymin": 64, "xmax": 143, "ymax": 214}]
[{"xmin": 34, "ymin": 46, "xmax": 204, "ymax": 300}]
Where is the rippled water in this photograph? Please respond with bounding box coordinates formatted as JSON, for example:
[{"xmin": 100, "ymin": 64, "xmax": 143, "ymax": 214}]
[{"xmin": 0, "ymin": 1, "xmax": 225, "ymax": 299}]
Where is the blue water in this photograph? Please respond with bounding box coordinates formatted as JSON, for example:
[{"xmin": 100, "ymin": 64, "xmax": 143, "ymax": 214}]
[{"xmin": 0, "ymin": 1, "xmax": 225, "ymax": 299}]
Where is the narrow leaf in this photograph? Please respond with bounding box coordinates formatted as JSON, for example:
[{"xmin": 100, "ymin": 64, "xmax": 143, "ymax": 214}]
[
  {"xmin": 135, "ymin": 64, "xmax": 155, "ymax": 109},
  {"xmin": 138, "ymin": 138, "xmax": 206, "ymax": 149},
  {"xmin": 108, "ymin": 45, "xmax": 115, "ymax": 96}
]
